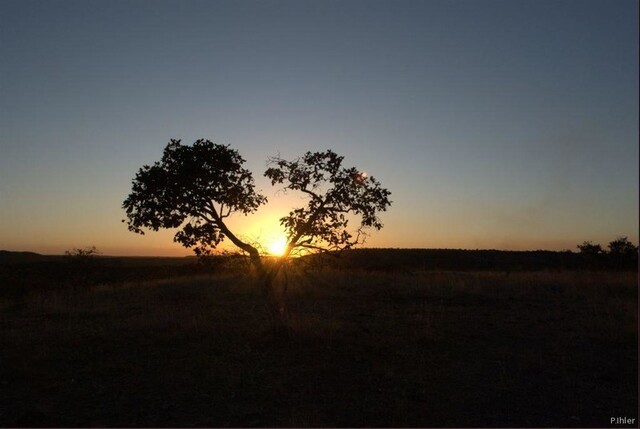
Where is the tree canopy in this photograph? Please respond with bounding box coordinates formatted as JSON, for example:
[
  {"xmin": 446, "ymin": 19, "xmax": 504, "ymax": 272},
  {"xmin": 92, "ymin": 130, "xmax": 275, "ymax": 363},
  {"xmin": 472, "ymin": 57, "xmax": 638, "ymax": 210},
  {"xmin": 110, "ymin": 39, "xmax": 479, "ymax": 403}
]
[
  {"xmin": 123, "ymin": 140, "xmax": 391, "ymax": 267},
  {"xmin": 123, "ymin": 139, "xmax": 267, "ymax": 258},
  {"xmin": 607, "ymin": 236, "xmax": 638, "ymax": 257},
  {"xmin": 265, "ymin": 150, "xmax": 391, "ymax": 255},
  {"xmin": 576, "ymin": 241, "xmax": 603, "ymax": 255}
]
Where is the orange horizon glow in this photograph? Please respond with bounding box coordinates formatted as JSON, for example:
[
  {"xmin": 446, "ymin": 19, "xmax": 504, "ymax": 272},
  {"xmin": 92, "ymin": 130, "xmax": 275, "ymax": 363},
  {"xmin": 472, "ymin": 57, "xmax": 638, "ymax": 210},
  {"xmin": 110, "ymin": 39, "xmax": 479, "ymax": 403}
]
[
  {"xmin": 1, "ymin": 200, "xmax": 637, "ymax": 257},
  {"xmin": 5, "ymin": 235, "xmax": 639, "ymax": 257}
]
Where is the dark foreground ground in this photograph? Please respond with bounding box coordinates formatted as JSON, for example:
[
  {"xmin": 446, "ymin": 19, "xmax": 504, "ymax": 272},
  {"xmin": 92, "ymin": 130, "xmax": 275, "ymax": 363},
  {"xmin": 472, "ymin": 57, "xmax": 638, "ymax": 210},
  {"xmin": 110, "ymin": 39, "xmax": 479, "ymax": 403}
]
[{"xmin": 1, "ymin": 259, "xmax": 637, "ymax": 427}]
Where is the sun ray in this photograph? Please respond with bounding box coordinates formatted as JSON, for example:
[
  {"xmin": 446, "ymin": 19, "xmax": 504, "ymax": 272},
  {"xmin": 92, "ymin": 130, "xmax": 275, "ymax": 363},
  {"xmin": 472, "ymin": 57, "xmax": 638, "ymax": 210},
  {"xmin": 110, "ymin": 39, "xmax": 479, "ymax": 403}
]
[{"xmin": 267, "ymin": 236, "xmax": 287, "ymax": 256}]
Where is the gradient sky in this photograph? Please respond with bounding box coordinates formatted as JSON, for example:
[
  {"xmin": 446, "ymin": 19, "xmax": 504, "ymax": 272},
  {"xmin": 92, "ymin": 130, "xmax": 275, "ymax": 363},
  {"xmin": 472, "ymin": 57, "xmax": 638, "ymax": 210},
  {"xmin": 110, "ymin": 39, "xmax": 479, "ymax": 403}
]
[{"xmin": 1, "ymin": 0, "xmax": 638, "ymax": 256}]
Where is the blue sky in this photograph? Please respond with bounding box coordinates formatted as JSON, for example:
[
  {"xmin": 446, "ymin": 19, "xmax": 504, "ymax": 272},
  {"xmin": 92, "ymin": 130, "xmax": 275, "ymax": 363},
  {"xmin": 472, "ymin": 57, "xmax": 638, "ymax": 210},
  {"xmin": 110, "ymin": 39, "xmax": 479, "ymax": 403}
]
[{"xmin": 1, "ymin": 0, "xmax": 637, "ymax": 255}]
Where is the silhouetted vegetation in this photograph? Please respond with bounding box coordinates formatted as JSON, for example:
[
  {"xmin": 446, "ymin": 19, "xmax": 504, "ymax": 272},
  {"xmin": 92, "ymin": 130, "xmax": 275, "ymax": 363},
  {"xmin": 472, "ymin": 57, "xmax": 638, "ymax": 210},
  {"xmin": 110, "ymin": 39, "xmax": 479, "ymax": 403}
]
[
  {"xmin": 607, "ymin": 235, "xmax": 638, "ymax": 257},
  {"xmin": 264, "ymin": 151, "xmax": 391, "ymax": 254},
  {"xmin": 578, "ymin": 236, "xmax": 638, "ymax": 258},
  {"xmin": 0, "ymin": 252, "xmax": 222, "ymax": 299},
  {"xmin": 64, "ymin": 246, "xmax": 100, "ymax": 260},
  {"xmin": 1, "ymin": 241, "xmax": 636, "ymax": 426},
  {"xmin": 574, "ymin": 236, "xmax": 638, "ymax": 271},
  {"xmin": 123, "ymin": 140, "xmax": 392, "ymax": 331},
  {"xmin": 308, "ymin": 246, "xmax": 637, "ymax": 273},
  {"xmin": 1, "ymin": 268, "xmax": 636, "ymax": 427},
  {"xmin": 1, "ymin": 243, "xmax": 636, "ymax": 300},
  {"xmin": 63, "ymin": 247, "xmax": 101, "ymax": 290},
  {"xmin": 577, "ymin": 241, "xmax": 603, "ymax": 255}
]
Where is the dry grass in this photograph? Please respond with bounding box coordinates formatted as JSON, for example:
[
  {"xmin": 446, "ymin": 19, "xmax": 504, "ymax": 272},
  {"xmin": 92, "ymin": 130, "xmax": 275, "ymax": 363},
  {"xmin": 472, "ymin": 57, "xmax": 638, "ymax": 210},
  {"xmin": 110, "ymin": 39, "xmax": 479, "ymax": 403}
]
[{"xmin": 1, "ymin": 269, "xmax": 637, "ymax": 427}]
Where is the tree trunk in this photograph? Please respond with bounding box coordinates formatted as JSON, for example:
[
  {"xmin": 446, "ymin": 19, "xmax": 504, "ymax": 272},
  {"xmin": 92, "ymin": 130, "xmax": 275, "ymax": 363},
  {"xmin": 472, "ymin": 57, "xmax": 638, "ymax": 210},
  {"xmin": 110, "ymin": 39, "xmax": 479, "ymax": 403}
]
[
  {"xmin": 215, "ymin": 216, "xmax": 291, "ymax": 335},
  {"xmin": 257, "ymin": 259, "xmax": 290, "ymax": 337}
]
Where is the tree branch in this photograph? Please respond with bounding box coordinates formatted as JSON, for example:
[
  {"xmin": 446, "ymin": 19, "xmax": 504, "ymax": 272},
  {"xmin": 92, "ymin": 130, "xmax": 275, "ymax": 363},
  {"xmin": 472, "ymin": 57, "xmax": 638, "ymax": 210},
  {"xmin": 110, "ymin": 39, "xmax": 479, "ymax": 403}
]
[
  {"xmin": 299, "ymin": 187, "xmax": 320, "ymax": 200},
  {"xmin": 210, "ymin": 207, "xmax": 262, "ymax": 270},
  {"xmin": 285, "ymin": 199, "xmax": 327, "ymax": 256}
]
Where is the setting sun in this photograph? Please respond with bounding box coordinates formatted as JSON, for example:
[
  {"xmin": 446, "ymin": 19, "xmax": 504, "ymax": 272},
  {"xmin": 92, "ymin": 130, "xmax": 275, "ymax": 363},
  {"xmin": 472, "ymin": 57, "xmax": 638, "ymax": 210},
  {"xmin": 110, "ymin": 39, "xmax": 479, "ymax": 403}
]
[{"xmin": 267, "ymin": 236, "xmax": 288, "ymax": 256}]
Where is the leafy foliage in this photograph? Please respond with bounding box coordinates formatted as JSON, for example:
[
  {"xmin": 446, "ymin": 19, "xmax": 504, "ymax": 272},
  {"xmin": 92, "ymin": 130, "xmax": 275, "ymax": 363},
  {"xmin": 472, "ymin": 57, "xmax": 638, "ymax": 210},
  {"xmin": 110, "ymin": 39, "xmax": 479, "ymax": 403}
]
[
  {"xmin": 607, "ymin": 236, "xmax": 638, "ymax": 257},
  {"xmin": 576, "ymin": 237, "xmax": 638, "ymax": 258},
  {"xmin": 576, "ymin": 241, "xmax": 603, "ymax": 255},
  {"xmin": 264, "ymin": 150, "xmax": 392, "ymax": 253},
  {"xmin": 123, "ymin": 140, "xmax": 267, "ymax": 255},
  {"xmin": 64, "ymin": 246, "xmax": 100, "ymax": 260},
  {"xmin": 123, "ymin": 141, "xmax": 391, "ymax": 267}
]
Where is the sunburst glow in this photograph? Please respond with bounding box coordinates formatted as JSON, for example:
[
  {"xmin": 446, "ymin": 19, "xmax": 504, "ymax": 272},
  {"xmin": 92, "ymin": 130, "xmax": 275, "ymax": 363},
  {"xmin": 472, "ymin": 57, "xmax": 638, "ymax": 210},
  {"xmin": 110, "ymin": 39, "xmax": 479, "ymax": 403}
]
[{"xmin": 267, "ymin": 236, "xmax": 288, "ymax": 256}]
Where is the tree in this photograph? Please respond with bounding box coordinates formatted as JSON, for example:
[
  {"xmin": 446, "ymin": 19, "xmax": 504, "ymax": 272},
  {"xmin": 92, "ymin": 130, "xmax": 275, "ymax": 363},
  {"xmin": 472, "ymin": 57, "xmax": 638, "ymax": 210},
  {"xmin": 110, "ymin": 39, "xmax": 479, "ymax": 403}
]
[
  {"xmin": 264, "ymin": 150, "xmax": 391, "ymax": 257},
  {"xmin": 64, "ymin": 246, "xmax": 100, "ymax": 260},
  {"xmin": 607, "ymin": 236, "xmax": 638, "ymax": 257},
  {"xmin": 123, "ymin": 140, "xmax": 392, "ymax": 329},
  {"xmin": 123, "ymin": 139, "xmax": 267, "ymax": 263},
  {"xmin": 576, "ymin": 241, "xmax": 603, "ymax": 255},
  {"xmin": 64, "ymin": 246, "xmax": 100, "ymax": 289}
]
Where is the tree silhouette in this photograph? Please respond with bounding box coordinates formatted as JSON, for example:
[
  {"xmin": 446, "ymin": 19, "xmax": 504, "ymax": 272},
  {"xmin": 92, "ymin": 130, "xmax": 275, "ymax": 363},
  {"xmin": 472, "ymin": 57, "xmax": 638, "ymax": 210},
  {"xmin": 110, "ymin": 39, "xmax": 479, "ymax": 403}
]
[
  {"xmin": 64, "ymin": 246, "xmax": 100, "ymax": 260},
  {"xmin": 64, "ymin": 246, "xmax": 100, "ymax": 289},
  {"xmin": 123, "ymin": 140, "xmax": 267, "ymax": 262},
  {"xmin": 607, "ymin": 236, "xmax": 637, "ymax": 257},
  {"xmin": 576, "ymin": 241, "xmax": 603, "ymax": 255},
  {"xmin": 123, "ymin": 139, "xmax": 392, "ymax": 330},
  {"xmin": 264, "ymin": 150, "xmax": 392, "ymax": 257}
]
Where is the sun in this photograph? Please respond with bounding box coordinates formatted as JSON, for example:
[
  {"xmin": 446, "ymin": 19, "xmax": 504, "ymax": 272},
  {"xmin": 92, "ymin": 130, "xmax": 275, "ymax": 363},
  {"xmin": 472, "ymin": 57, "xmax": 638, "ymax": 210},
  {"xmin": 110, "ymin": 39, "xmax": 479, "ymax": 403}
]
[{"xmin": 267, "ymin": 236, "xmax": 288, "ymax": 256}]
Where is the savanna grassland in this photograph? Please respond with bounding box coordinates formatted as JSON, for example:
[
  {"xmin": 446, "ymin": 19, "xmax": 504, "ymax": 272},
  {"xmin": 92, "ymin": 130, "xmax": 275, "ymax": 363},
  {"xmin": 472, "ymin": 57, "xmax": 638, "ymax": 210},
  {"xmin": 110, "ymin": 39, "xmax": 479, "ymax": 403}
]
[{"xmin": 1, "ymin": 251, "xmax": 637, "ymax": 427}]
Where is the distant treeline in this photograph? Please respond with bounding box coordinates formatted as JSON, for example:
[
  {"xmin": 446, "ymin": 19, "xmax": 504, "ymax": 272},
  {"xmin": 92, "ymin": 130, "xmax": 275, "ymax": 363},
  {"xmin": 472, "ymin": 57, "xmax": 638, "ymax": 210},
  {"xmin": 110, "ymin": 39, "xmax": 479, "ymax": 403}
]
[
  {"xmin": 305, "ymin": 248, "xmax": 639, "ymax": 273},
  {"xmin": 0, "ymin": 252, "xmax": 208, "ymax": 299},
  {"xmin": 0, "ymin": 247, "xmax": 636, "ymax": 299}
]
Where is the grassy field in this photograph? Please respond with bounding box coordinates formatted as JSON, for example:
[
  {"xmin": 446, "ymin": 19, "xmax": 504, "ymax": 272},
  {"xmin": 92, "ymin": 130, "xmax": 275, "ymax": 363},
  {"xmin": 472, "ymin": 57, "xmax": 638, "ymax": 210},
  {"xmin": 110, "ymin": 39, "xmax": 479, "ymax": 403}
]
[{"xmin": 1, "ymin": 266, "xmax": 637, "ymax": 427}]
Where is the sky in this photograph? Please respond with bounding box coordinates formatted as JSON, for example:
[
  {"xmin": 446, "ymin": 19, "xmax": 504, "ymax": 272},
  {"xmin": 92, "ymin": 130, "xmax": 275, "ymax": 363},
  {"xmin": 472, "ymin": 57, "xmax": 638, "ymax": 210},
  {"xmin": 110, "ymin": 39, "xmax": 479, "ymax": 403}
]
[{"xmin": 0, "ymin": 0, "xmax": 638, "ymax": 256}]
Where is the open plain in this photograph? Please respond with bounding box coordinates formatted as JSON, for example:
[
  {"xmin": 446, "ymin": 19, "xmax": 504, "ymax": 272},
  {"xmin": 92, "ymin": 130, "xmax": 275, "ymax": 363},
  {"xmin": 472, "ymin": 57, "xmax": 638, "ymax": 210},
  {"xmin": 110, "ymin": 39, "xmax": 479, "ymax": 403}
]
[{"xmin": 1, "ymin": 251, "xmax": 636, "ymax": 427}]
